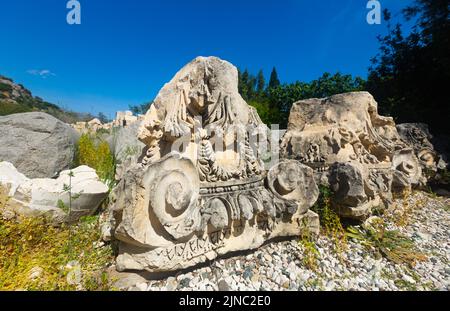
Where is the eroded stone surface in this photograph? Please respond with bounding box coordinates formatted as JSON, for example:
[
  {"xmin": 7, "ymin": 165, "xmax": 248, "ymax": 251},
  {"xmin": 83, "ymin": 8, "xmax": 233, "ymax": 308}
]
[
  {"xmin": 109, "ymin": 57, "xmax": 319, "ymax": 272},
  {"xmin": 397, "ymin": 123, "xmax": 449, "ymax": 179},
  {"xmin": 0, "ymin": 162, "xmax": 108, "ymax": 223},
  {"xmin": 0, "ymin": 112, "xmax": 78, "ymax": 178},
  {"xmin": 280, "ymin": 92, "xmax": 424, "ymax": 219}
]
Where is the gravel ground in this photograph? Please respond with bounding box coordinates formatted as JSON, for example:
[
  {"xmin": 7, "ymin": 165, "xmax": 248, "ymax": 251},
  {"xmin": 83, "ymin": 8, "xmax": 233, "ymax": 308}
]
[{"xmin": 121, "ymin": 191, "xmax": 449, "ymax": 291}]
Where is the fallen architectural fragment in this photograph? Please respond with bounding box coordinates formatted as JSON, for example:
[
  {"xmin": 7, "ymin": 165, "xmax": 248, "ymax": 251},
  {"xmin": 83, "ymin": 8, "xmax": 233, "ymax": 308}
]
[
  {"xmin": 280, "ymin": 92, "xmax": 424, "ymax": 219},
  {"xmin": 0, "ymin": 162, "xmax": 109, "ymax": 223},
  {"xmin": 113, "ymin": 111, "xmax": 140, "ymax": 127},
  {"xmin": 396, "ymin": 123, "xmax": 449, "ymax": 179},
  {"xmin": 109, "ymin": 57, "xmax": 319, "ymax": 272},
  {"xmin": 71, "ymin": 118, "xmax": 113, "ymax": 134}
]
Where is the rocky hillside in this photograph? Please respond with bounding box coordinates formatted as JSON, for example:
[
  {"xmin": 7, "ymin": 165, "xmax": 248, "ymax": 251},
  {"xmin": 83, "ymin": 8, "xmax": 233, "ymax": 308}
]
[{"xmin": 0, "ymin": 75, "xmax": 93, "ymax": 123}]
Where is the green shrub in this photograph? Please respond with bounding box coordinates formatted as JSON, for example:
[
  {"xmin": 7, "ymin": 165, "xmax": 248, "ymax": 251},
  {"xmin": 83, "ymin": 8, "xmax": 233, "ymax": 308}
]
[
  {"xmin": 0, "ymin": 82, "xmax": 12, "ymax": 93},
  {"xmin": 312, "ymin": 186, "xmax": 345, "ymax": 235},
  {"xmin": 311, "ymin": 185, "xmax": 347, "ymax": 254},
  {"xmin": 248, "ymin": 99, "xmax": 282, "ymax": 126},
  {"xmin": 299, "ymin": 232, "xmax": 320, "ymax": 271},
  {"xmin": 76, "ymin": 134, "xmax": 116, "ymax": 186},
  {"xmin": 0, "ymin": 100, "xmax": 32, "ymax": 116}
]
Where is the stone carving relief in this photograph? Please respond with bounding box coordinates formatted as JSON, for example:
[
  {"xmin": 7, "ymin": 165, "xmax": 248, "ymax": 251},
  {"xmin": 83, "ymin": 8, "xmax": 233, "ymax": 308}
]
[
  {"xmin": 396, "ymin": 123, "xmax": 447, "ymax": 180},
  {"xmin": 280, "ymin": 92, "xmax": 424, "ymax": 219},
  {"xmin": 109, "ymin": 57, "xmax": 319, "ymax": 272}
]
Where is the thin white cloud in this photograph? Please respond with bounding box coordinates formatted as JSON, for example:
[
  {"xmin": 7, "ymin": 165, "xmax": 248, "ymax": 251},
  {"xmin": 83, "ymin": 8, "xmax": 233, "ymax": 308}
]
[{"xmin": 27, "ymin": 69, "xmax": 56, "ymax": 78}]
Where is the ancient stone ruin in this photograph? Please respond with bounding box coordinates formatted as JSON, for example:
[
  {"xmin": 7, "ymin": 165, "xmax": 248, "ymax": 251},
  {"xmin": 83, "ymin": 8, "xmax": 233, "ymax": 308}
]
[
  {"xmin": 113, "ymin": 111, "xmax": 140, "ymax": 128},
  {"xmin": 397, "ymin": 123, "xmax": 447, "ymax": 178},
  {"xmin": 280, "ymin": 92, "xmax": 424, "ymax": 219},
  {"xmin": 109, "ymin": 57, "xmax": 320, "ymax": 272},
  {"xmin": 70, "ymin": 111, "xmax": 143, "ymax": 135},
  {"xmin": 72, "ymin": 118, "xmax": 113, "ymax": 134},
  {"xmin": 0, "ymin": 162, "xmax": 109, "ymax": 223}
]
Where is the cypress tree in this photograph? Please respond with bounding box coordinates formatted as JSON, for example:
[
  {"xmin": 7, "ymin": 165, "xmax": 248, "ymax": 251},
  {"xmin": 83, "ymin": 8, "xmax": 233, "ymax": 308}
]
[
  {"xmin": 256, "ymin": 70, "xmax": 265, "ymax": 94},
  {"xmin": 268, "ymin": 67, "xmax": 281, "ymax": 89}
]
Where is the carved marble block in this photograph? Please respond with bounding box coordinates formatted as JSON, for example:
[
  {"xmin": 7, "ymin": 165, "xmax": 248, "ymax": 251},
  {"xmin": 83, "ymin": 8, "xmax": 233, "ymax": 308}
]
[
  {"xmin": 109, "ymin": 57, "xmax": 319, "ymax": 272},
  {"xmin": 280, "ymin": 92, "xmax": 424, "ymax": 219},
  {"xmin": 396, "ymin": 123, "xmax": 446, "ymax": 178}
]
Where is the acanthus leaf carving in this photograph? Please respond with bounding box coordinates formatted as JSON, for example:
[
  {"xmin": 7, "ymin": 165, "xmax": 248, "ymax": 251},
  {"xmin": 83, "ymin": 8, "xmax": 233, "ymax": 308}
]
[{"xmin": 111, "ymin": 57, "xmax": 320, "ymax": 272}]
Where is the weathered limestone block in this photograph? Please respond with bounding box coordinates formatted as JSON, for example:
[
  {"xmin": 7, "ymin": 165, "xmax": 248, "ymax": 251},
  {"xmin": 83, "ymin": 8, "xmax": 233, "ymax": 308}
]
[
  {"xmin": 71, "ymin": 119, "xmax": 113, "ymax": 134},
  {"xmin": 396, "ymin": 123, "xmax": 449, "ymax": 181},
  {"xmin": 391, "ymin": 149, "xmax": 423, "ymax": 192},
  {"xmin": 111, "ymin": 154, "xmax": 319, "ymax": 272},
  {"xmin": 112, "ymin": 121, "xmax": 145, "ymax": 164},
  {"xmin": 281, "ymin": 92, "xmax": 424, "ymax": 219},
  {"xmin": 110, "ymin": 57, "xmax": 319, "ymax": 272},
  {"xmin": 114, "ymin": 111, "xmax": 138, "ymax": 127},
  {"xmin": 329, "ymin": 162, "xmax": 387, "ymax": 218},
  {"xmin": 107, "ymin": 121, "xmax": 146, "ymax": 181},
  {"xmin": 0, "ymin": 162, "xmax": 109, "ymax": 223},
  {"xmin": 0, "ymin": 112, "xmax": 78, "ymax": 178},
  {"xmin": 136, "ymin": 56, "xmax": 269, "ymax": 170}
]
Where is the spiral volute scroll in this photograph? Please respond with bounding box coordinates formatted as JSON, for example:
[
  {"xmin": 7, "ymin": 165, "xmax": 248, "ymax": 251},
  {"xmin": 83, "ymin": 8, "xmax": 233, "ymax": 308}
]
[
  {"xmin": 267, "ymin": 160, "xmax": 319, "ymax": 215},
  {"xmin": 392, "ymin": 149, "xmax": 422, "ymax": 186},
  {"xmin": 146, "ymin": 154, "xmax": 202, "ymax": 240}
]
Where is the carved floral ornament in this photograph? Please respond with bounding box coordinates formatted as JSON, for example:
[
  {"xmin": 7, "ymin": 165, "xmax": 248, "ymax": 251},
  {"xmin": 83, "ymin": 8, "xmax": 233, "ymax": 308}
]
[
  {"xmin": 107, "ymin": 58, "xmax": 430, "ymax": 271},
  {"xmin": 110, "ymin": 57, "xmax": 320, "ymax": 272},
  {"xmin": 280, "ymin": 92, "xmax": 425, "ymax": 219}
]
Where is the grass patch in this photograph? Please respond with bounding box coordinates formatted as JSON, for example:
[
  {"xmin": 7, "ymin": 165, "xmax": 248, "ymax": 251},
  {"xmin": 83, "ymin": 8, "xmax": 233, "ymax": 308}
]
[
  {"xmin": 304, "ymin": 277, "xmax": 324, "ymax": 290},
  {"xmin": 299, "ymin": 233, "xmax": 320, "ymax": 271},
  {"xmin": 0, "ymin": 100, "xmax": 33, "ymax": 115},
  {"xmin": 0, "ymin": 214, "xmax": 115, "ymax": 291},
  {"xmin": 394, "ymin": 279, "xmax": 418, "ymax": 291},
  {"xmin": 391, "ymin": 190, "xmax": 414, "ymax": 227},
  {"xmin": 298, "ymin": 186, "xmax": 348, "ymax": 270},
  {"xmin": 311, "ymin": 186, "xmax": 347, "ymax": 255},
  {"xmin": 346, "ymin": 219, "xmax": 427, "ymax": 268},
  {"xmin": 388, "ymin": 190, "xmax": 429, "ymax": 227}
]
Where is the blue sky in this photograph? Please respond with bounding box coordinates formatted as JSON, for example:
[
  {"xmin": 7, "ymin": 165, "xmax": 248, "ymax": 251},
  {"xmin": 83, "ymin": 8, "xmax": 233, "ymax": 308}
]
[{"xmin": 0, "ymin": 0, "xmax": 414, "ymax": 119}]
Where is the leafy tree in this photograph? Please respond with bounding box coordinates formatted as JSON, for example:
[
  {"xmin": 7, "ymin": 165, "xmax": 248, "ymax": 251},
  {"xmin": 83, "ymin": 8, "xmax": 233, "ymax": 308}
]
[
  {"xmin": 129, "ymin": 101, "xmax": 152, "ymax": 115},
  {"xmin": 97, "ymin": 112, "xmax": 109, "ymax": 124},
  {"xmin": 266, "ymin": 73, "xmax": 366, "ymax": 128},
  {"xmin": 367, "ymin": 0, "xmax": 450, "ymax": 134},
  {"xmin": 238, "ymin": 67, "xmax": 365, "ymax": 128},
  {"xmin": 248, "ymin": 98, "xmax": 282, "ymax": 126},
  {"xmin": 309, "ymin": 72, "xmax": 366, "ymax": 98},
  {"xmin": 238, "ymin": 69, "xmax": 259, "ymax": 101}
]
